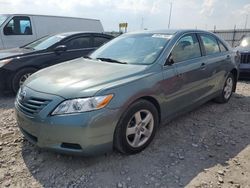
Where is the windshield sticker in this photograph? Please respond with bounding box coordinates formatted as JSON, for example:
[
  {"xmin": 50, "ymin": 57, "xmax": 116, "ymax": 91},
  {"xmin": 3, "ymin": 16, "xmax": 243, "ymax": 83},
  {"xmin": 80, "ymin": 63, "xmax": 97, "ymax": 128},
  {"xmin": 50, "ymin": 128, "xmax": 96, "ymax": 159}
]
[{"xmin": 152, "ymin": 34, "xmax": 173, "ymax": 39}]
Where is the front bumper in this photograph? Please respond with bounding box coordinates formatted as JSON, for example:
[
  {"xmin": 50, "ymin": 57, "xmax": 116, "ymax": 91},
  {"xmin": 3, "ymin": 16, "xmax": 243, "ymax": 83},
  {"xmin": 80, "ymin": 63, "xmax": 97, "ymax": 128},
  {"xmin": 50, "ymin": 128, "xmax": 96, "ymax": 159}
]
[
  {"xmin": 15, "ymin": 87, "xmax": 121, "ymax": 155},
  {"xmin": 239, "ymin": 64, "xmax": 250, "ymax": 78}
]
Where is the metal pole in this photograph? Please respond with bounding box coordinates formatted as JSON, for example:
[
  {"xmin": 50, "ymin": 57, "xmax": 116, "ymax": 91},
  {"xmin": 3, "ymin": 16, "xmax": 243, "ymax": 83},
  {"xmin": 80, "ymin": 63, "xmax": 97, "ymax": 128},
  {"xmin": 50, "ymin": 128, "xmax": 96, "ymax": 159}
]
[
  {"xmin": 244, "ymin": 14, "xmax": 248, "ymax": 29},
  {"xmin": 232, "ymin": 25, "xmax": 236, "ymax": 47},
  {"xmin": 141, "ymin": 17, "xmax": 144, "ymax": 30},
  {"xmin": 168, "ymin": 2, "xmax": 172, "ymax": 29}
]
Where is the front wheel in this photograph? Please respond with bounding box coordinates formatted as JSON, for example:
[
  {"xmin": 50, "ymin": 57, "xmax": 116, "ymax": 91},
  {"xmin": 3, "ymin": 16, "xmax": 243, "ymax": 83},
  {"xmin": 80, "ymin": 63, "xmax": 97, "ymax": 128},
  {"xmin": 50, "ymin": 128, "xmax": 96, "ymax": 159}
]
[
  {"xmin": 214, "ymin": 73, "xmax": 235, "ymax": 103},
  {"xmin": 114, "ymin": 100, "xmax": 159, "ymax": 154},
  {"xmin": 12, "ymin": 67, "xmax": 37, "ymax": 93}
]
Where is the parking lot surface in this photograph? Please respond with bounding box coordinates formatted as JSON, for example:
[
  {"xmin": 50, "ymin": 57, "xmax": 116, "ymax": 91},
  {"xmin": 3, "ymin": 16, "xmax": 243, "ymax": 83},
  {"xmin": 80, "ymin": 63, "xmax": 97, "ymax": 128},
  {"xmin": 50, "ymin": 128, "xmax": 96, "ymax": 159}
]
[{"xmin": 0, "ymin": 81, "xmax": 250, "ymax": 188}]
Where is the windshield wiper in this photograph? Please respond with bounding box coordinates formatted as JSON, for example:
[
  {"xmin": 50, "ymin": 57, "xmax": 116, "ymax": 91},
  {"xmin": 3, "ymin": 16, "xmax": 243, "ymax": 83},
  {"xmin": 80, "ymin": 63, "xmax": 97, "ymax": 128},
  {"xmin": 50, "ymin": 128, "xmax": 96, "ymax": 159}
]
[
  {"xmin": 96, "ymin": 57, "xmax": 127, "ymax": 64},
  {"xmin": 83, "ymin": 56, "xmax": 92, "ymax": 59},
  {"xmin": 23, "ymin": 46, "xmax": 35, "ymax": 50}
]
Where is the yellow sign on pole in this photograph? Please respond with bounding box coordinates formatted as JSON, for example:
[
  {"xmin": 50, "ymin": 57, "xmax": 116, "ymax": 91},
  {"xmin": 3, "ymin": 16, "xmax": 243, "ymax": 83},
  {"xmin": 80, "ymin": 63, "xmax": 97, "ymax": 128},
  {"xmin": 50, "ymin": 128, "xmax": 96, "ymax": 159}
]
[{"xmin": 119, "ymin": 23, "xmax": 128, "ymax": 33}]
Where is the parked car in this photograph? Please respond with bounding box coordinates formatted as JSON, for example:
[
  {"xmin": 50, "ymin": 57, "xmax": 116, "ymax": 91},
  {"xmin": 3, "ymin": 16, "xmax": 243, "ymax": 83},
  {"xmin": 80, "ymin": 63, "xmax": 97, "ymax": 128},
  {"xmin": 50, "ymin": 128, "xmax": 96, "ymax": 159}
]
[
  {"xmin": 15, "ymin": 29, "xmax": 239, "ymax": 155},
  {"xmin": 0, "ymin": 32, "xmax": 113, "ymax": 93},
  {"xmin": 235, "ymin": 35, "xmax": 250, "ymax": 79},
  {"xmin": 0, "ymin": 14, "xmax": 104, "ymax": 49}
]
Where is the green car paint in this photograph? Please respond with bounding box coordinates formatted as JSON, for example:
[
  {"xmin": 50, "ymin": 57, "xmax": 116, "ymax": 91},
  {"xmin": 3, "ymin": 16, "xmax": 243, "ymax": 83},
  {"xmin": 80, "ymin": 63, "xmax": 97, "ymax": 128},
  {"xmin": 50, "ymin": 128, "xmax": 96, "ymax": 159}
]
[{"xmin": 15, "ymin": 30, "xmax": 239, "ymax": 155}]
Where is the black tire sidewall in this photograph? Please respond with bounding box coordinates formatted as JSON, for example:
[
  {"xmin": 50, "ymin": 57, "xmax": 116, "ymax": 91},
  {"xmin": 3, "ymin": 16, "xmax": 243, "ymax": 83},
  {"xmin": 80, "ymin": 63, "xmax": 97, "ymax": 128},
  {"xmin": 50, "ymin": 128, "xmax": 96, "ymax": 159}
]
[
  {"xmin": 115, "ymin": 100, "xmax": 159, "ymax": 154},
  {"xmin": 12, "ymin": 68, "xmax": 37, "ymax": 93}
]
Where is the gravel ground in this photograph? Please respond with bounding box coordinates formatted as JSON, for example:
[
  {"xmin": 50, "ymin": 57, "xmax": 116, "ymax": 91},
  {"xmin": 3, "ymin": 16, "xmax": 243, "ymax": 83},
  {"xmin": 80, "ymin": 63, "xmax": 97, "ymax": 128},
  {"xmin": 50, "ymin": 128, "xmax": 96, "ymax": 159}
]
[{"xmin": 0, "ymin": 81, "xmax": 250, "ymax": 188}]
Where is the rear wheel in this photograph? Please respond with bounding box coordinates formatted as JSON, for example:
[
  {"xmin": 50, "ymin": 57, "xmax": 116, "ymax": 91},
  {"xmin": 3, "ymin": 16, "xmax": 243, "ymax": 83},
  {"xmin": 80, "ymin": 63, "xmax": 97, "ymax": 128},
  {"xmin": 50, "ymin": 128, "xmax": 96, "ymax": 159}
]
[
  {"xmin": 12, "ymin": 67, "xmax": 37, "ymax": 93},
  {"xmin": 214, "ymin": 73, "xmax": 235, "ymax": 103},
  {"xmin": 114, "ymin": 100, "xmax": 159, "ymax": 154}
]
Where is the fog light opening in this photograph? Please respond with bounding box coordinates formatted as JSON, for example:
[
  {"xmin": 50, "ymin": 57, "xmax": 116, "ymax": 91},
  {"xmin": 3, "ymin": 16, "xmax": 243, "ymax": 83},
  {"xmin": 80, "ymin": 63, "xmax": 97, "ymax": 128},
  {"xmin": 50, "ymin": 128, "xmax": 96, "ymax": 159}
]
[{"xmin": 61, "ymin": 143, "xmax": 82, "ymax": 150}]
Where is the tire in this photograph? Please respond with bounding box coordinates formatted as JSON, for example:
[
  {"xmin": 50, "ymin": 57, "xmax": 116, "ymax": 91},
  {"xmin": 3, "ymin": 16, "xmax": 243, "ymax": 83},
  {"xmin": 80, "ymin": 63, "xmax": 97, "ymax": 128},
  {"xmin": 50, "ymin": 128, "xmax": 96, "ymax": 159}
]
[
  {"xmin": 12, "ymin": 67, "xmax": 37, "ymax": 93},
  {"xmin": 214, "ymin": 73, "xmax": 235, "ymax": 103},
  {"xmin": 114, "ymin": 99, "xmax": 159, "ymax": 154}
]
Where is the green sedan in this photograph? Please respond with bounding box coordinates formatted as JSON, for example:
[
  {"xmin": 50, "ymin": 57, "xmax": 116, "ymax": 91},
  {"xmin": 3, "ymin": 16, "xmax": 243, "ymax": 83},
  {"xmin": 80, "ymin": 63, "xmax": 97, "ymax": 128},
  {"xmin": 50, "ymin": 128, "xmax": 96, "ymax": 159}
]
[{"xmin": 15, "ymin": 29, "xmax": 239, "ymax": 155}]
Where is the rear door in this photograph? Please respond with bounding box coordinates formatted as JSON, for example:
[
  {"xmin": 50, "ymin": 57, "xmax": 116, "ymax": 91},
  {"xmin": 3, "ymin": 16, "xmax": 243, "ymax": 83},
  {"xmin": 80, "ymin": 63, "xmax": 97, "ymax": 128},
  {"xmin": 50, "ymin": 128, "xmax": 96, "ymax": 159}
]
[
  {"xmin": 198, "ymin": 33, "xmax": 230, "ymax": 94},
  {"xmin": 163, "ymin": 33, "xmax": 210, "ymax": 115},
  {"xmin": 1, "ymin": 16, "xmax": 36, "ymax": 48}
]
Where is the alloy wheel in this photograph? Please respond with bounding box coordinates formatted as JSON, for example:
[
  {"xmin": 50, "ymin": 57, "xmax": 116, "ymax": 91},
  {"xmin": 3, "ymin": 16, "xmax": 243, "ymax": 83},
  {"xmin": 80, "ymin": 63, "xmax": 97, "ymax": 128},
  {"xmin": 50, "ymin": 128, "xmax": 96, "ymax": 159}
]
[
  {"xmin": 224, "ymin": 77, "xmax": 233, "ymax": 99},
  {"xmin": 126, "ymin": 110, "xmax": 154, "ymax": 148},
  {"xmin": 19, "ymin": 73, "xmax": 32, "ymax": 87}
]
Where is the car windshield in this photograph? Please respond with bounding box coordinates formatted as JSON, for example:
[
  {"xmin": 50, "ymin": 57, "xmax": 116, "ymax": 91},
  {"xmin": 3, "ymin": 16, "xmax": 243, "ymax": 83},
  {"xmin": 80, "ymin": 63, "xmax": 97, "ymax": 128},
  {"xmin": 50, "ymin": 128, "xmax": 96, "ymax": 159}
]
[
  {"xmin": 22, "ymin": 34, "xmax": 66, "ymax": 50},
  {"xmin": 0, "ymin": 15, "xmax": 8, "ymax": 27},
  {"xmin": 240, "ymin": 36, "xmax": 250, "ymax": 48},
  {"xmin": 90, "ymin": 33, "xmax": 172, "ymax": 65}
]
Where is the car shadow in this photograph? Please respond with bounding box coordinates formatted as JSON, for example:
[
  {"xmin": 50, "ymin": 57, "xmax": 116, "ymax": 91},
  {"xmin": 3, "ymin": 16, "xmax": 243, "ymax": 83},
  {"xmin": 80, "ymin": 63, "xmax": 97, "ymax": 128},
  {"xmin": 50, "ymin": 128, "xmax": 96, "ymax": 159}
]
[{"xmin": 20, "ymin": 93, "xmax": 250, "ymax": 187}]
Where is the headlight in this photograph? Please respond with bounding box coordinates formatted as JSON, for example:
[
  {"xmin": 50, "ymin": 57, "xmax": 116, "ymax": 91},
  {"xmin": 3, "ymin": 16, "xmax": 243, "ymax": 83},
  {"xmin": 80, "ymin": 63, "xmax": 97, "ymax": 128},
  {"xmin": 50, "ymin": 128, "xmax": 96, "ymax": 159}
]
[
  {"xmin": 51, "ymin": 94, "xmax": 113, "ymax": 115},
  {"xmin": 0, "ymin": 58, "xmax": 13, "ymax": 67}
]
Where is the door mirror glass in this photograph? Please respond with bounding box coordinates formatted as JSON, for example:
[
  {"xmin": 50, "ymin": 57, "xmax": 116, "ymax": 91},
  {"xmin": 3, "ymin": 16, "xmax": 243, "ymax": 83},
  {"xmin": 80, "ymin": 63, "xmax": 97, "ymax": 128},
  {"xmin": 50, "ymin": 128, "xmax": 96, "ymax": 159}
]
[
  {"xmin": 166, "ymin": 54, "xmax": 174, "ymax": 65},
  {"xmin": 54, "ymin": 45, "xmax": 67, "ymax": 54}
]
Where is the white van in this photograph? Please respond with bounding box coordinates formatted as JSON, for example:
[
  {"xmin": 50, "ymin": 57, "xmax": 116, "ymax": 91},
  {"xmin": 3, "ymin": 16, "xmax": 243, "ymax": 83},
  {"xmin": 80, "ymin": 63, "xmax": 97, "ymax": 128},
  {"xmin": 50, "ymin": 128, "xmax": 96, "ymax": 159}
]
[{"xmin": 0, "ymin": 14, "xmax": 104, "ymax": 49}]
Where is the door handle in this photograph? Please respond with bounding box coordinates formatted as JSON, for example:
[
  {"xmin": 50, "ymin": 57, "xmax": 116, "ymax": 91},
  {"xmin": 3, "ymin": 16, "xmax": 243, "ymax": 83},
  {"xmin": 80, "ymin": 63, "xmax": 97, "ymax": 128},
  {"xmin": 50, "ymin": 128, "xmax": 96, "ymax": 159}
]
[
  {"xmin": 200, "ymin": 62, "xmax": 206, "ymax": 70},
  {"xmin": 226, "ymin": 55, "xmax": 231, "ymax": 60},
  {"xmin": 177, "ymin": 73, "xmax": 183, "ymax": 77}
]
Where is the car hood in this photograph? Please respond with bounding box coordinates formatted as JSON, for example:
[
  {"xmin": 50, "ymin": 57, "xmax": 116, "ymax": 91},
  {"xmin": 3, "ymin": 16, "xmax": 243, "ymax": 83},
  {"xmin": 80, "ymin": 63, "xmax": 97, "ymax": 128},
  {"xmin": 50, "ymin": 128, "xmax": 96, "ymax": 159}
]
[
  {"xmin": 235, "ymin": 46, "xmax": 250, "ymax": 53},
  {"xmin": 25, "ymin": 58, "xmax": 148, "ymax": 98},
  {"xmin": 0, "ymin": 47, "xmax": 33, "ymax": 60}
]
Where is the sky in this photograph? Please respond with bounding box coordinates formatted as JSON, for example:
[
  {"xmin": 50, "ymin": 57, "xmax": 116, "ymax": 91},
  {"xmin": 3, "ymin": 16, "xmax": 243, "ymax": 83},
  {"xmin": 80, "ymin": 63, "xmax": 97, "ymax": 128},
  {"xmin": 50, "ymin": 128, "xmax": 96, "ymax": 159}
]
[{"xmin": 0, "ymin": 0, "xmax": 249, "ymax": 32}]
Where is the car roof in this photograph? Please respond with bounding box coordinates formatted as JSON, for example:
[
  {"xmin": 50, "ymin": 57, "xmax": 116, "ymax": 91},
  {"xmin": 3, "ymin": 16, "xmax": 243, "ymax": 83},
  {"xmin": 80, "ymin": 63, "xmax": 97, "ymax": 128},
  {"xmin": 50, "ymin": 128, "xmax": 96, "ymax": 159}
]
[
  {"xmin": 125, "ymin": 29, "xmax": 214, "ymax": 35},
  {"xmin": 55, "ymin": 31, "xmax": 113, "ymax": 38}
]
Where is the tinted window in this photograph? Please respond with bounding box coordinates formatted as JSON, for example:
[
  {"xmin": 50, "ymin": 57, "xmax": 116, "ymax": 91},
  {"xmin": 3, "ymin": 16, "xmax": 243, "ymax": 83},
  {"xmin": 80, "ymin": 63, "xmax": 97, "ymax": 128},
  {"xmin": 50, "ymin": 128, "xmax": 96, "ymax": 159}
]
[
  {"xmin": 200, "ymin": 34, "xmax": 220, "ymax": 55},
  {"xmin": 65, "ymin": 37, "xmax": 90, "ymax": 50},
  {"xmin": 171, "ymin": 34, "xmax": 201, "ymax": 63},
  {"xmin": 218, "ymin": 41, "xmax": 227, "ymax": 52},
  {"xmin": 93, "ymin": 37, "xmax": 109, "ymax": 47},
  {"xmin": 23, "ymin": 34, "xmax": 66, "ymax": 50},
  {"xmin": 4, "ymin": 16, "xmax": 32, "ymax": 35}
]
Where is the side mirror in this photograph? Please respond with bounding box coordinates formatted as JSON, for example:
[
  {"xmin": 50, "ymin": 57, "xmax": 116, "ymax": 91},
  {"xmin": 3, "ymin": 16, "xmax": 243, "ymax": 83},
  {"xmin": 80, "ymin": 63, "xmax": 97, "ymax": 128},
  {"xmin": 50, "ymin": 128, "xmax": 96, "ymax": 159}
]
[
  {"xmin": 165, "ymin": 54, "xmax": 174, "ymax": 66},
  {"xmin": 54, "ymin": 45, "xmax": 67, "ymax": 54}
]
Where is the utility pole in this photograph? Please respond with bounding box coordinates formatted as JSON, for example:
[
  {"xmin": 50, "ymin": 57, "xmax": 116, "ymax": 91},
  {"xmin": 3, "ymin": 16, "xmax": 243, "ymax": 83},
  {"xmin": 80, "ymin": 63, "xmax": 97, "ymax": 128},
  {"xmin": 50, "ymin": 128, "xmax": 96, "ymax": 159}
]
[
  {"xmin": 245, "ymin": 14, "xmax": 248, "ymax": 29},
  {"xmin": 141, "ymin": 17, "xmax": 144, "ymax": 30},
  {"xmin": 168, "ymin": 2, "xmax": 173, "ymax": 29}
]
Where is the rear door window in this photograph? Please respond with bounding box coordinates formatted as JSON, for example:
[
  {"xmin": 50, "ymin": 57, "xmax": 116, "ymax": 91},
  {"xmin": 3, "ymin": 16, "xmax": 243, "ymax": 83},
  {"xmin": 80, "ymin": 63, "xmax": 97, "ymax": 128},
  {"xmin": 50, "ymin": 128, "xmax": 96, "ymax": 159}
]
[
  {"xmin": 200, "ymin": 34, "xmax": 220, "ymax": 55},
  {"xmin": 65, "ymin": 37, "xmax": 91, "ymax": 50},
  {"xmin": 171, "ymin": 34, "xmax": 201, "ymax": 63},
  {"xmin": 4, "ymin": 16, "xmax": 32, "ymax": 35}
]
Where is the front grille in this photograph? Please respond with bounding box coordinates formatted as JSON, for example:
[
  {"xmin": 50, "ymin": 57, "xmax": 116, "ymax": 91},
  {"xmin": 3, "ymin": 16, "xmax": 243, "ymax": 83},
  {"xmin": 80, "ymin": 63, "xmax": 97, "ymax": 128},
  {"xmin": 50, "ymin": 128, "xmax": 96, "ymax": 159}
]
[
  {"xmin": 16, "ymin": 94, "xmax": 51, "ymax": 115},
  {"xmin": 240, "ymin": 53, "xmax": 250, "ymax": 64}
]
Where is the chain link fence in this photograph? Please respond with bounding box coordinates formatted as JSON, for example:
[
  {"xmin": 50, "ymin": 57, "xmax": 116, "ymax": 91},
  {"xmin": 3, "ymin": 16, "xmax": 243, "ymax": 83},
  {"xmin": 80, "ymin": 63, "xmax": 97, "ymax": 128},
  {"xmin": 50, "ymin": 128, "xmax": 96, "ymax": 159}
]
[{"xmin": 212, "ymin": 29, "xmax": 250, "ymax": 47}]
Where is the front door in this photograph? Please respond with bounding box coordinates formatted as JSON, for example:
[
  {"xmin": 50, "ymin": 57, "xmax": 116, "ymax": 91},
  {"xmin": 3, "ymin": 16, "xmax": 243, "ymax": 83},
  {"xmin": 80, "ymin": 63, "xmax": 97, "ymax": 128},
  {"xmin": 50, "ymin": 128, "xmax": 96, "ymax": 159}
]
[{"xmin": 58, "ymin": 35, "xmax": 95, "ymax": 62}]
